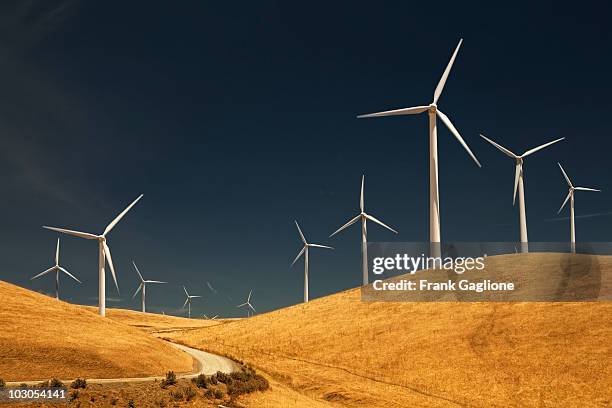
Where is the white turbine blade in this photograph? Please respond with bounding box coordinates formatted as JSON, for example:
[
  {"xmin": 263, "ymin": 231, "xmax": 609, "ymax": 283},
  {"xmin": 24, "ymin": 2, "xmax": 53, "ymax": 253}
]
[
  {"xmin": 437, "ymin": 110, "xmax": 481, "ymax": 167},
  {"xmin": 247, "ymin": 290, "xmax": 252, "ymax": 302},
  {"xmin": 521, "ymin": 137, "xmax": 565, "ymax": 158},
  {"xmin": 308, "ymin": 243, "xmax": 334, "ymax": 250},
  {"xmin": 575, "ymin": 187, "xmax": 601, "ymax": 192},
  {"xmin": 103, "ymin": 194, "xmax": 143, "ymax": 236},
  {"xmin": 433, "ymin": 38, "xmax": 463, "ymax": 104},
  {"xmin": 248, "ymin": 303, "xmax": 256, "ymax": 312},
  {"xmin": 237, "ymin": 302, "xmax": 248, "ymax": 308},
  {"xmin": 558, "ymin": 162, "xmax": 573, "ymax": 188},
  {"xmin": 58, "ymin": 266, "xmax": 81, "ymax": 283},
  {"xmin": 513, "ymin": 162, "xmax": 521, "ymax": 206},
  {"xmin": 364, "ymin": 213, "xmax": 398, "ymax": 234},
  {"xmin": 291, "ymin": 246, "xmax": 306, "ymax": 267},
  {"xmin": 212, "ymin": 315, "xmax": 218, "ymax": 320},
  {"xmin": 55, "ymin": 238, "xmax": 60, "ymax": 265},
  {"xmin": 357, "ymin": 105, "xmax": 429, "ymax": 118},
  {"xmin": 330, "ymin": 214, "xmax": 361, "ymax": 237},
  {"xmin": 190, "ymin": 295, "xmax": 202, "ymax": 298},
  {"xmin": 145, "ymin": 280, "xmax": 167, "ymax": 284},
  {"xmin": 182, "ymin": 298, "xmax": 189, "ymax": 308},
  {"xmin": 132, "ymin": 261, "xmax": 144, "ymax": 282},
  {"xmin": 31, "ymin": 266, "xmax": 56, "ymax": 280},
  {"xmin": 132, "ymin": 283, "xmax": 143, "ymax": 298},
  {"xmin": 479, "ymin": 134, "xmax": 517, "ymax": 158},
  {"xmin": 294, "ymin": 221, "xmax": 306, "ymax": 244},
  {"xmin": 360, "ymin": 175, "xmax": 365, "ymax": 212},
  {"xmin": 103, "ymin": 242, "xmax": 120, "ymax": 295},
  {"xmin": 558, "ymin": 191, "xmax": 572, "ymax": 214},
  {"xmin": 183, "ymin": 285, "xmax": 189, "ymax": 297},
  {"xmin": 43, "ymin": 226, "xmax": 98, "ymax": 240}
]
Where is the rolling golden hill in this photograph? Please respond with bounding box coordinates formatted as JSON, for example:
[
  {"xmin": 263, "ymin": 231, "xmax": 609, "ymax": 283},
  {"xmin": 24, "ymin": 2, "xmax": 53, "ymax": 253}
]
[
  {"xmin": 0, "ymin": 280, "xmax": 194, "ymax": 381},
  {"xmin": 167, "ymin": 253, "xmax": 612, "ymax": 407}
]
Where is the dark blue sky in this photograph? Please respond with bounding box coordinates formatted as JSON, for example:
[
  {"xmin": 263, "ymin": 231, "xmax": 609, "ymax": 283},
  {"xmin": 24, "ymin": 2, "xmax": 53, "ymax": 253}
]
[{"xmin": 0, "ymin": 1, "xmax": 610, "ymax": 316}]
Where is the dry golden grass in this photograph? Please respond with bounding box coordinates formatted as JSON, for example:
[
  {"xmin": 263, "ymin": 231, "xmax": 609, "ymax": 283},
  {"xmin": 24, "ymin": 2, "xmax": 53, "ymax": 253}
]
[
  {"xmin": 167, "ymin": 253, "xmax": 612, "ymax": 408},
  {"xmin": 0, "ymin": 280, "xmax": 193, "ymax": 381}
]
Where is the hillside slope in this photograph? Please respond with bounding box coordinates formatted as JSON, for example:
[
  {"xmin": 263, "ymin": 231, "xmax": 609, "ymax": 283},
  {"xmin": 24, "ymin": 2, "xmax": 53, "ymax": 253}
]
[
  {"xmin": 167, "ymin": 253, "xmax": 612, "ymax": 407},
  {"xmin": 0, "ymin": 280, "xmax": 193, "ymax": 381}
]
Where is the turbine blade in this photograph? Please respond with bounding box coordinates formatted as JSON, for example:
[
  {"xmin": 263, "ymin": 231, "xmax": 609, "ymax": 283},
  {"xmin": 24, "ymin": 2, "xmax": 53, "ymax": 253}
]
[
  {"xmin": 183, "ymin": 298, "xmax": 189, "ymax": 308},
  {"xmin": 364, "ymin": 213, "xmax": 398, "ymax": 234},
  {"xmin": 103, "ymin": 242, "xmax": 120, "ymax": 295},
  {"xmin": 479, "ymin": 134, "xmax": 517, "ymax": 158},
  {"xmin": 433, "ymin": 39, "xmax": 463, "ymax": 104},
  {"xmin": 558, "ymin": 191, "xmax": 572, "ymax": 214},
  {"xmin": 360, "ymin": 175, "xmax": 365, "ymax": 212},
  {"xmin": 521, "ymin": 137, "xmax": 564, "ymax": 158},
  {"xmin": 58, "ymin": 266, "xmax": 81, "ymax": 283},
  {"xmin": 145, "ymin": 280, "xmax": 167, "ymax": 284},
  {"xmin": 31, "ymin": 266, "xmax": 56, "ymax": 280},
  {"xmin": 558, "ymin": 162, "xmax": 573, "ymax": 188},
  {"xmin": 575, "ymin": 187, "xmax": 601, "ymax": 192},
  {"xmin": 357, "ymin": 105, "xmax": 429, "ymax": 118},
  {"xmin": 294, "ymin": 221, "xmax": 306, "ymax": 244},
  {"xmin": 249, "ymin": 303, "xmax": 256, "ymax": 312},
  {"xmin": 437, "ymin": 110, "xmax": 481, "ymax": 167},
  {"xmin": 237, "ymin": 302, "xmax": 248, "ymax": 307},
  {"xmin": 291, "ymin": 246, "xmax": 306, "ymax": 267},
  {"xmin": 103, "ymin": 194, "xmax": 143, "ymax": 236},
  {"xmin": 513, "ymin": 162, "xmax": 521, "ymax": 206},
  {"xmin": 190, "ymin": 295, "xmax": 202, "ymax": 298},
  {"xmin": 330, "ymin": 214, "xmax": 361, "ymax": 237},
  {"xmin": 55, "ymin": 238, "xmax": 60, "ymax": 265},
  {"xmin": 247, "ymin": 290, "xmax": 252, "ymax": 302},
  {"xmin": 308, "ymin": 243, "xmax": 334, "ymax": 250},
  {"xmin": 43, "ymin": 226, "xmax": 98, "ymax": 240},
  {"xmin": 132, "ymin": 261, "xmax": 144, "ymax": 282},
  {"xmin": 132, "ymin": 283, "xmax": 143, "ymax": 298},
  {"xmin": 183, "ymin": 285, "xmax": 189, "ymax": 296}
]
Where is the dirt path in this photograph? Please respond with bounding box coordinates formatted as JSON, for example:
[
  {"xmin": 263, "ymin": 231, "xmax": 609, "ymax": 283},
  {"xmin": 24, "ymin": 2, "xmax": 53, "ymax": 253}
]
[{"xmin": 5, "ymin": 341, "xmax": 239, "ymax": 386}]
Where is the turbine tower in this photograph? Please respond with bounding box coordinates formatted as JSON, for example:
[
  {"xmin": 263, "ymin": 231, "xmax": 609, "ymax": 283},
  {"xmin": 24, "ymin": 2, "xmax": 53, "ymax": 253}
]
[
  {"xmin": 237, "ymin": 290, "xmax": 256, "ymax": 317},
  {"xmin": 357, "ymin": 39, "xmax": 480, "ymax": 250},
  {"xmin": 291, "ymin": 221, "xmax": 333, "ymax": 303},
  {"xmin": 557, "ymin": 163, "xmax": 600, "ymax": 253},
  {"xmin": 43, "ymin": 194, "xmax": 143, "ymax": 317},
  {"xmin": 480, "ymin": 134, "xmax": 564, "ymax": 251},
  {"xmin": 31, "ymin": 238, "xmax": 81, "ymax": 300},
  {"xmin": 132, "ymin": 261, "xmax": 166, "ymax": 313},
  {"xmin": 182, "ymin": 286, "xmax": 201, "ymax": 318},
  {"xmin": 330, "ymin": 175, "xmax": 397, "ymax": 286}
]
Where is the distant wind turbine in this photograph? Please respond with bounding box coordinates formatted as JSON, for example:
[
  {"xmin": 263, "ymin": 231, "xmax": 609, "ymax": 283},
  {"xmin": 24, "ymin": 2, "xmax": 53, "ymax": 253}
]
[
  {"xmin": 291, "ymin": 221, "xmax": 333, "ymax": 302},
  {"xmin": 330, "ymin": 175, "xmax": 397, "ymax": 286},
  {"xmin": 31, "ymin": 238, "xmax": 81, "ymax": 300},
  {"xmin": 480, "ymin": 134, "xmax": 564, "ymax": 250},
  {"xmin": 132, "ymin": 261, "xmax": 166, "ymax": 313},
  {"xmin": 357, "ymin": 39, "xmax": 480, "ymax": 248},
  {"xmin": 202, "ymin": 313, "xmax": 219, "ymax": 320},
  {"xmin": 557, "ymin": 162, "xmax": 601, "ymax": 253},
  {"xmin": 237, "ymin": 290, "xmax": 255, "ymax": 317},
  {"xmin": 182, "ymin": 286, "xmax": 201, "ymax": 318},
  {"xmin": 43, "ymin": 194, "xmax": 143, "ymax": 317}
]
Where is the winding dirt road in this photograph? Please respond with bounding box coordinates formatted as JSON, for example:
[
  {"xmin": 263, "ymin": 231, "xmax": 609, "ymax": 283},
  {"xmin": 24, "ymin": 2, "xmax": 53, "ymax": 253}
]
[{"xmin": 5, "ymin": 341, "xmax": 239, "ymax": 386}]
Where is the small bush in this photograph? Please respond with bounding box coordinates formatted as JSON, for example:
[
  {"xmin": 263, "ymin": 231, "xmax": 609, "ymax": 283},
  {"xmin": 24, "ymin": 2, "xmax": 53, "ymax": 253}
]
[
  {"xmin": 160, "ymin": 371, "xmax": 177, "ymax": 388},
  {"xmin": 70, "ymin": 378, "xmax": 87, "ymax": 389},
  {"xmin": 204, "ymin": 389, "xmax": 214, "ymax": 399},
  {"xmin": 184, "ymin": 386, "xmax": 196, "ymax": 401},
  {"xmin": 213, "ymin": 389, "xmax": 224, "ymax": 399},
  {"xmin": 50, "ymin": 378, "xmax": 64, "ymax": 388},
  {"xmin": 226, "ymin": 370, "xmax": 269, "ymax": 397},
  {"xmin": 191, "ymin": 374, "xmax": 208, "ymax": 388},
  {"xmin": 127, "ymin": 399, "xmax": 136, "ymax": 408},
  {"xmin": 215, "ymin": 371, "xmax": 231, "ymax": 384},
  {"xmin": 170, "ymin": 389, "xmax": 183, "ymax": 401},
  {"xmin": 209, "ymin": 375, "xmax": 218, "ymax": 385},
  {"xmin": 0, "ymin": 378, "xmax": 5, "ymax": 389},
  {"xmin": 68, "ymin": 390, "xmax": 79, "ymax": 402},
  {"xmin": 19, "ymin": 383, "xmax": 28, "ymax": 388},
  {"xmin": 39, "ymin": 380, "xmax": 49, "ymax": 387}
]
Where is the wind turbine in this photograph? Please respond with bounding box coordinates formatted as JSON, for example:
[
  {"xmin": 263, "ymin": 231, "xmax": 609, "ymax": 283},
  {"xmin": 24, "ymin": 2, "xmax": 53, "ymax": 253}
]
[
  {"xmin": 480, "ymin": 134, "xmax": 564, "ymax": 251},
  {"xmin": 291, "ymin": 221, "xmax": 333, "ymax": 302},
  {"xmin": 357, "ymin": 39, "xmax": 480, "ymax": 249},
  {"xmin": 330, "ymin": 175, "xmax": 397, "ymax": 286},
  {"xmin": 131, "ymin": 261, "xmax": 166, "ymax": 313},
  {"xmin": 31, "ymin": 238, "xmax": 81, "ymax": 300},
  {"xmin": 43, "ymin": 194, "xmax": 143, "ymax": 317},
  {"xmin": 557, "ymin": 162, "xmax": 600, "ymax": 253},
  {"xmin": 182, "ymin": 286, "xmax": 201, "ymax": 318},
  {"xmin": 237, "ymin": 290, "xmax": 256, "ymax": 317},
  {"xmin": 202, "ymin": 313, "xmax": 219, "ymax": 320}
]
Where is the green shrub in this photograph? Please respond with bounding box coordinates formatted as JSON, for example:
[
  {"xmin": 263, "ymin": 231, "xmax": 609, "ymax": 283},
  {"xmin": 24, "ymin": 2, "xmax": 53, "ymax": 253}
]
[
  {"xmin": 191, "ymin": 374, "xmax": 208, "ymax": 388},
  {"xmin": 70, "ymin": 378, "xmax": 87, "ymax": 389},
  {"xmin": 209, "ymin": 374, "xmax": 218, "ymax": 385},
  {"xmin": 160, "ymin": 371, "xmax": 177, "ymax": 388},
  {"xmin": 184, "ymin": 386, "xmax": 196, "ymax": 401},
  {"xmin": 226, "ymin": 370, "xmax": 269, "ymax": 396},
  {"xmin": 204, "ymin": 389, "xmax": 214, "ymax": 399},
  {"xmin": 215, "ymin": 371, "xmax": 231, "ymax": 384},
  {"xmin": 170, "ymin": 389, "xmax": 183, "ymax": 401},
  {"xmin": 213, "ymin": 389, "xmax": 224, "ymax": 399},
  {"xmin": 50, "ymin": 378, "xmax": 63, "ymax": 388}
]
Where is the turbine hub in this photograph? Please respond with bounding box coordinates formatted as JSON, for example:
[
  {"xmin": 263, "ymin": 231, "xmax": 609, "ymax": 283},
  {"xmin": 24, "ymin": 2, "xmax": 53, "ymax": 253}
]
[{"xmin": 429, "ymin": 103, "xmax": 437, "ymax": 112}]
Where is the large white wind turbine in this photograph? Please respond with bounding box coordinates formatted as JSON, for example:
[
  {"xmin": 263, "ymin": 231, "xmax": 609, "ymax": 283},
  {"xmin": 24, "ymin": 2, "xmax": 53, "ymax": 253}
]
[
  {"xmin": 182, "ymin": 285, "xmax": 201, "ymax": 318},
  {"xmin": 557, "ymin": 162, "xmax": 601, "ymax": 252},
  {"xmin": 237, "ymin": 290, "xmax": 255, "ymax": 317},
  {"xmin": 31, "ymin": 238, "xmax": 81, "ymax": 300},
  {"xmin": 43, "ymin": 194, "xmax": 143, "ymax": 317},
  {"xmin": 357, "ymin": 39, "xmax": 480, "ymax": 248},
  {"xmin": 330, "ymin": 175, "xmax": 397, "ymax": 286},
  {"xmin": 132, "ymin": 261, "xmax": 166, "ymax": 313},
  {"xmin": 480, "ymin": 134, "xmax": 564, "ymax": 249},
  {"xmin": 291, "ymin": 221, "xmax": 333, "ymax": 303}
]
